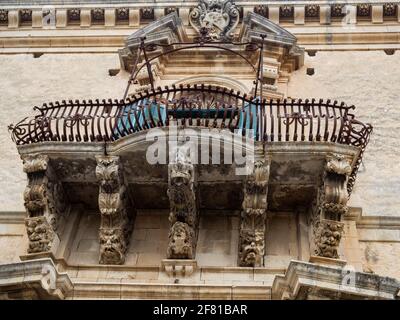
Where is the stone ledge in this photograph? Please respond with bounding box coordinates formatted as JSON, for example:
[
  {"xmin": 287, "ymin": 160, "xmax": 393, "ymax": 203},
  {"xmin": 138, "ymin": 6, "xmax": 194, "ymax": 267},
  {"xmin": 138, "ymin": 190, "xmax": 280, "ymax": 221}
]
[
  {"xmin": 272, "ymin": 260, "xmax": 400, "ymax": 300},
  {"xmin": 0, "ymin": 258, "xmax": 73, "ymax": 299},
  {"xmin": 309, "ymin": 255, "xmax": 347, "ymax": 268}
]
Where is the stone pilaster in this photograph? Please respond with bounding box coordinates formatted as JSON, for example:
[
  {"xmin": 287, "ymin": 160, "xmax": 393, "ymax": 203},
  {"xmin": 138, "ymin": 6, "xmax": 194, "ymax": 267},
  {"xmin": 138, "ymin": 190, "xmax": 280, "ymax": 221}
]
[
  {"xmin": 8, "ymin": 10, "xmax": 19, "ymax": 28},
  {"xmin": 372, "ymin": 5, "xmax": 383, "ymax": 24},
  {"xmin": 95, "ymin": 156, "xmax": 135, "ymax": 265},
  {"xmin": 80, "ymin": 9, "xmax": 91, "ymax": 27},
  {"xmin": 238, "ymin": 149, "xmax": 270, "ymax": 267},
  {"xmin": 56, "ymin": 9, "xmax": 67, "ymax": 28},
  {"xmin": 32, "ymin": 10, "xmax": 42, "ymax": 28},
  {"xmin": 166, "ymin": 147, "xmax": 198, "ymax": 259},
  {"xmin": 310, "ymin": 154, "xmax": 352, "ymax": 259},
  {"xmin": 320, "ymin": 5, "xmax": 331, "ymax": 25},
  {"xmin": 294, "ymin": 6, "xmax": 305, "ymax": 25},
  {"xmin": 268, "ymin": 6, "xmax": 280, "ymax": 24},
  {"xmin": 104, "ymin": 9, "xmax": 116, "ymax": 27},
  {"xmin": 22, "ymin": 155, "xmax": 66, "ymax": 254},
  {"xmin": 129, "ymin": 9, "xmax": 140, "ymax": 27}
]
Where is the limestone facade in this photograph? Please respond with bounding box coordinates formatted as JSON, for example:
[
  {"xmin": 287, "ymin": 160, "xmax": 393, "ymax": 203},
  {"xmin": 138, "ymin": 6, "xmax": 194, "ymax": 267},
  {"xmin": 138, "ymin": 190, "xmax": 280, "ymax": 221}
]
[{"xmin": 0, "ymin": 0, "xmax": 399, "ymax": 300}]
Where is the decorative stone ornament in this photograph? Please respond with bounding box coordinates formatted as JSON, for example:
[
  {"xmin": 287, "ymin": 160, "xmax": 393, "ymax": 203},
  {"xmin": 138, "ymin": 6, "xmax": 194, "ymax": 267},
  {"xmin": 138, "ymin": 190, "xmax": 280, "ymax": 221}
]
[
  {"xmin": 238, "ymin": 149, "xmax": 270, "ymax": 267},
  {"xmin": 167, "ymin": 147, "xmax": 198, "ymax": 259},
  {"xmin": 95, "ymin": 156, "xmax": 135, "ymax": 265},
  {"xmin": 357, "ymin": 4, "xmax": 371, "ymax": 17},
  {"xmin": 189, "ymin": 0, "xmax": 240, "ymax": 40},
  {"xmin": 20, "ymin": 9, "xmax": 32, "ymax": 22},
  {"xmin": 0, "ymin": 9, "xmax": 8, "ymax": 23},
  {"xmin": 116, "ymin": 8, "xmax": 129, "ymax": 21},
  {"xmin": 140, "ymin": 8, "xmax": 154, "ymax": 21},
  {"xmin": 331, "ymin": 4, "xmax": 345, "ymax": 17},
  {"xmin": 67, "ymin": 9, "xmax": 80, "ymax": 21},
  {"xmin": 280, "ymin": 5, "xmax": 294, "ymax": 19},
  {"xmin": 254, "ymin": 5, "xmax": 268, "ymax": 18},
  {"xmin": 22, "ymin": 154, "xmax": 66, "ymax": 254},
  {"xmin": 91, "ymin": 8, "xmax": 105, "ymax": 22},
  {"xmin": 313, "ymin": 219, "xmax": 344, "ymax": 259},
  {"xmin": 305, "ymin": 5, "xmax": 319, "ymax": 18},
  {"xmin": 383, "ymin": 3, "xmax": 397, "ymax": 16},
  {"xmin": 310, "ymin": 153, "xmax": 352, "ymax": 260}
]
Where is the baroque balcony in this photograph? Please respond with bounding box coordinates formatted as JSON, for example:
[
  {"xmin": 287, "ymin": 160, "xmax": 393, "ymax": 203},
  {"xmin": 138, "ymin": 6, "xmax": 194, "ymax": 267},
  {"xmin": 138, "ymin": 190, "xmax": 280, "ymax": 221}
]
[
  {"xmin": 6, "ymin": 7, "xmax": 375, "ymax": 292},
  {"xmin": 8, "ymin": 83, "xmax": 372, "ymax": 268},
  {"xmin": 2, "ymin": 2, "xmax": 386, "ymax": 301}
]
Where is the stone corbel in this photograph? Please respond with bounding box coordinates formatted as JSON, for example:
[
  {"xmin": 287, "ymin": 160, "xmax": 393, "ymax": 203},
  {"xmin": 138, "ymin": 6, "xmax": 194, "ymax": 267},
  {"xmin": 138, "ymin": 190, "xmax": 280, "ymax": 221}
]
[
  {"xmin": 22, "ymin": 154, "xmax": 67, "ymax": 255},
  {"xmin": 166, "ymin": 147, "xmax": 198, "ymax": 259},
  {"xmin": 238, "ymin": 150, "xmax": 270, "ymax": 267},
  {"xmin": 310, "ymin": 154, "xmax": 352, "ymax": 259},
  {"xmin": 95, "ymin": 156, "xmax": 135, "ymax": 265}
]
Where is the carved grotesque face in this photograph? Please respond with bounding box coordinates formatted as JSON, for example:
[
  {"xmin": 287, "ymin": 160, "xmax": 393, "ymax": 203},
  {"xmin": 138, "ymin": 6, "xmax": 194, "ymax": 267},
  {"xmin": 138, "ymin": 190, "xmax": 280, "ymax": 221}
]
[
  {"xmin": 168, "ymin": 161, "xmax": 193, "ymax": 210},
  {"xmin": 322, "ymin": 225, "xmax": 342, "ymax": 246},
  {"xmin": 241, "ymin": 231, "xmax": 262, "ymax": 267},
  {"xmin": 167, "ymin": 222, "xmax": 193, "ymax": 259},
  {"xmin": 99, "ymin": 229, "xmax": 124, "ymax": 264}
]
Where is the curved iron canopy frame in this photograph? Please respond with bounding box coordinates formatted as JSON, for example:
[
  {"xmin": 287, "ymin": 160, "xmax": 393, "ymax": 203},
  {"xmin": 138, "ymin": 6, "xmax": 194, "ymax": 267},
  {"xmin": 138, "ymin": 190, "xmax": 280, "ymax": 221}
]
[{"xmin": 123, "ymin": 34, "xmax": 267, "ymax": 100}]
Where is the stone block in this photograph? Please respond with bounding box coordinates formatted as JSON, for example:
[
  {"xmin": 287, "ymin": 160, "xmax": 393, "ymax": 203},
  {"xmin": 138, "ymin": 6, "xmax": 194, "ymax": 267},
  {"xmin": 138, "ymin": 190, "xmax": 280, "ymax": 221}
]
[
  {"xmin": 80, "ymin": 9, "xmax": 91, "ymax": 27},
  {"xmin": 319, "ymin": 5, "xmax": 331, "ymax": 24},
  {"xmin": 294, "ymin": 6, "xmax": 305, "ymax": 25},
  {"xmin": 136, "ymin": 252, "xmax": 163, "ymax": 266},
  {"xmin": 129, "ymin": 9, "xmax": 139, "ymax": 27},
  {"xmin": 268, "ymin": 6, "xmax": 280, "ymax": 24},
  {"xmin": 56, "ymin": 9, "xmax": 67, "ymax": 27},
  {"xmin": 104, "ymin": 9, "xmax": 116, "ymax": 27},
  {"xmin": 372, "ymin": 5, "xmax": 383, "ymax": 24},
  {"xmin": 8, "ymin": 10, "xmax": 19, "ymax": 28},
  {"xmin": 32, "ymin": 10, "xmax": 42, "ymax": 28}
]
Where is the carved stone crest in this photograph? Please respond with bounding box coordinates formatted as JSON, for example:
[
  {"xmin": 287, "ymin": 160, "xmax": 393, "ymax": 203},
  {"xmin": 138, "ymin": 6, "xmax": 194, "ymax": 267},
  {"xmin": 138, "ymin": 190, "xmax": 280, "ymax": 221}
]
[{"xmin": 189, "ymin": 0, "xmax": 240, "ymax": 40}]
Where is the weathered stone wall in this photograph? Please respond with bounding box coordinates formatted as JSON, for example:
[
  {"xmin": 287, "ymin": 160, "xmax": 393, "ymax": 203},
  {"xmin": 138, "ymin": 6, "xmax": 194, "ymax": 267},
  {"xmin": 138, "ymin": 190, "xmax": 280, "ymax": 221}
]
[
  {"xmin": 287, "ymin": 51, "xmax": 400, "ymax": 217},
  {"xmin": 0, "ymin": 53, "xmax": 128, "ymax": 211},
  {"xmin": 1, "ymin": 51, "xmax": 399, "ymax": 216},
  {"xmin": 0, "ymin": 51, "xmax": 399, "ymax": 283},
  {"xmin": 65, "ymin": 210, "xmax": 300, "ymax": 268}
]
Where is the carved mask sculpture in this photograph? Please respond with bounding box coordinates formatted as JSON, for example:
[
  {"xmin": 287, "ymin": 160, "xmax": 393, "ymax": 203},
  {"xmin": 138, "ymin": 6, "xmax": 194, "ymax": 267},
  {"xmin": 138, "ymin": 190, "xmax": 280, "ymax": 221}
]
[
  {"xmin": 167, "ymin": 222, "xmax": 194, "ymax": 259},
  {"xmin": 25, "ymin": 216, "xmax": 54, "ymax": 253},
  {"xmin": 99, "ymin": 228, "xmax": 125, "ymax": 264},
  {"xmin": 240, "ymin": 230, "xmax": 263, "ymax": 267}
]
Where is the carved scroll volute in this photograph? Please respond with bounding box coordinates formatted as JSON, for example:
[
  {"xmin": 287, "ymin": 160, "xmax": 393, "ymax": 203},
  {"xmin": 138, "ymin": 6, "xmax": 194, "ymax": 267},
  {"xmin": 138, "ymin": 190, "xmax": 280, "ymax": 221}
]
[
  {"xmin": 22, "ymin": 154, "xmax": 66, "ymax": 254},
  {"xmin": 166, "ymin": 147, "xmax": 198, "ymax": 260},
  {"xmin": 95, "ymin": 156, "xmax": 134, "ymax": 265},
  {"xmin": 239, "ymin": 155, "xmax": 270, "ymax": 267},
  {"xmin": 310, "ymin": 154, "xmax": 352, "ymax": 259},
  {"xmin": 323, "ymin": 154, "xmax": 353, "ymax": 219}
]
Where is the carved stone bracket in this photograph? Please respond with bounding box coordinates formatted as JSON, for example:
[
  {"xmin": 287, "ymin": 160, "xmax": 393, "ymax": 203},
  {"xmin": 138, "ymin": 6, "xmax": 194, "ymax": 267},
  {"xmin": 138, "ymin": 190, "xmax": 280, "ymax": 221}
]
[
  {"xmin": 238, "ymin": 149, "xmax": 270, "ymax": 267},
  {"xmin": 95, "ymin": 156, "xmax": 135, "ymax": 265},
  {"xmin": 161, "ymin": 259, "xmax": 197, "ymax": 277},
  {"xmin": 166, "ymin": 147, "xmax": 198, "ymax": 259},
  {"xmin": 310, "ymin": 153, "xmax": 352, "ymax": 259},
  {"xmin": 22, "ymin": 154, "xmax": 66, "ymax": 254}
]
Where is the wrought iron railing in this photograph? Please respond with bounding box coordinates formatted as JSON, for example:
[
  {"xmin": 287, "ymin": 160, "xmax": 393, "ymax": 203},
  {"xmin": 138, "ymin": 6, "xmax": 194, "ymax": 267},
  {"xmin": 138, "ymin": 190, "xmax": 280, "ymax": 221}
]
[{"xmin": 8, "ymin": 84, "xmax": 372, "ymax": 194}]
